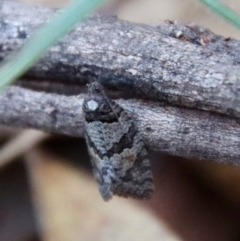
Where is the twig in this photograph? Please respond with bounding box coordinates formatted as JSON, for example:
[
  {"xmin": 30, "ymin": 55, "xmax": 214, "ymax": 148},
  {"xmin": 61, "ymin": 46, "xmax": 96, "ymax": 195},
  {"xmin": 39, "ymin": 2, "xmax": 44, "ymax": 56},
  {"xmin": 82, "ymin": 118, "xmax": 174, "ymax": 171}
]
[
  {"xmin": 0, "ymin": 130, "xmax": 48, "ymax": 167},
  {"xmin": 1, "ymin": 1, "xmax": 240, "ymax": 118},
  {"xmin": 0, "ymin": 86, "xmax": 240, "ymax": 165},
  {"xmin": 1, "ymin": 1, "xmax": 240, "ymax": 165}
]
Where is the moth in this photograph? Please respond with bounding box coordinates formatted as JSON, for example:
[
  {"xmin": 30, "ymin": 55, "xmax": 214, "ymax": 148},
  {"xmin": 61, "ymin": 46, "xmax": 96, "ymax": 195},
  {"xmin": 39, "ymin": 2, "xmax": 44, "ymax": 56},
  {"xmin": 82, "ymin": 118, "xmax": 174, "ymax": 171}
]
[{"xmin": 82, "ymin": 81, "xmax": 154, "ymax": 200}]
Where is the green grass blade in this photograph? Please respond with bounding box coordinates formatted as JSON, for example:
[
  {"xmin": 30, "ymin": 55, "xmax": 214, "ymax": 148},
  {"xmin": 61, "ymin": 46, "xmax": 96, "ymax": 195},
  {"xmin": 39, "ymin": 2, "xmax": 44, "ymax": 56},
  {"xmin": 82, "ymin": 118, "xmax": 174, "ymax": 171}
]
[
  {"xmin": 0, "ymin": 0, "xmax": 106, "ymax": 90},
  {"xmin": 199, "ymin": 0, "xmax": 240, "ymax": 29}
]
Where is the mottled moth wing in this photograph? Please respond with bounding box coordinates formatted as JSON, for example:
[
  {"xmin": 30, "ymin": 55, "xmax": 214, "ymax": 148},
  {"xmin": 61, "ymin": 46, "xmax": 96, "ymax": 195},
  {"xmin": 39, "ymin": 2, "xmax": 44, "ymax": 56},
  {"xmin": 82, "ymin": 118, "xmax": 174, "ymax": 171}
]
[{"xmin": 83, "ymin": 81, "xmax": 154, "ymax": 200}]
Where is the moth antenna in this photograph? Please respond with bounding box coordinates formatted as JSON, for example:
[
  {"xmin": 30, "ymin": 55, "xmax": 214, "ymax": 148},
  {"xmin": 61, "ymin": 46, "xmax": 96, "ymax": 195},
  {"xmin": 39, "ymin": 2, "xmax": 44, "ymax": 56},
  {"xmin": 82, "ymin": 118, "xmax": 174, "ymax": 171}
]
[{"xmin": 92, "ymin": 81, "xmax": 132, "ymax": 142}]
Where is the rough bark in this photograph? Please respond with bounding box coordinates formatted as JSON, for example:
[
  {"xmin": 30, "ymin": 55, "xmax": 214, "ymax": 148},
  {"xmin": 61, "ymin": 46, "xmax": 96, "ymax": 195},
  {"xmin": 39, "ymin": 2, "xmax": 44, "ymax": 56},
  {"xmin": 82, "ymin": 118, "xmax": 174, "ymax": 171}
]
[
  {"xmin": 0, "ymin": 86, "xmax": 240, "ymax": 165},
  {"xmin": 1, "ymin": 1, "xmax": 240, "ymax": 117},
  {"xmin": 0, "ymin": 1, "xmax": 240, "ymax": 165}
]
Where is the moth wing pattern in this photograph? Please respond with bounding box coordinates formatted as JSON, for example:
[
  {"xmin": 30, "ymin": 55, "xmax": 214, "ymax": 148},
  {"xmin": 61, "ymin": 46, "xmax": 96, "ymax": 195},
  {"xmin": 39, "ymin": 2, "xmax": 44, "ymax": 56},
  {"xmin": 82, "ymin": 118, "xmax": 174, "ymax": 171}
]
[
  {"xmin": 83, "ymin": 81, "xmax": 154, "ymax": 200},
  {"xmin": 85, "ymin": 141, "xmax": 113, "ymax": 200}
]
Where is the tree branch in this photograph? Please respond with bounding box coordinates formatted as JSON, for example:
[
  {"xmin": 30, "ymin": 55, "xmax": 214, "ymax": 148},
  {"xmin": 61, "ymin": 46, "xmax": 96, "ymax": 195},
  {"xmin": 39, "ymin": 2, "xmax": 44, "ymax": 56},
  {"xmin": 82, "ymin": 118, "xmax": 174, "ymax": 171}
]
[
  {"xmin": 1, "ymin": 1, "xmax": 240, "ymax": 165},
  {"xmin": 1, "ymin": 86, "xmax": 240, "ymax": 165},
  {"xmin": 1, "ymin": 1, "xmax": 240, "ymax": 118}
]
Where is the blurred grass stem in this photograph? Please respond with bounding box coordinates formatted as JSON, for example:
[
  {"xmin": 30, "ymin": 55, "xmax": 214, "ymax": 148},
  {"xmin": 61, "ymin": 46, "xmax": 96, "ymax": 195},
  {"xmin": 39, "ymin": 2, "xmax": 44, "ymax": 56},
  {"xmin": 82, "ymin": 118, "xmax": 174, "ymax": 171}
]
[
  {"xmin": 199, "ymin": 0, "xmax": 240, "ymax": 29},
  {"xmin": 0, "ymin": 0, "xmax": 106, "ymax": 90}
]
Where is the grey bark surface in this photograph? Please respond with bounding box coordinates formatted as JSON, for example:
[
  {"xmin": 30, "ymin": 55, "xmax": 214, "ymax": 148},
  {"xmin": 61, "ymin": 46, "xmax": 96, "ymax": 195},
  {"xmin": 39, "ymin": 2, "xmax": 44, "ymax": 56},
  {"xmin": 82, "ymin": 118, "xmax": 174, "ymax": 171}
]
[
  {"xmin": 0, "ymin": 1, "xmax": 240, "ymax": 165},
  {"xmin": 1, "ymin": 86, "xmax": 240, "ymax": 165},
  {"xmin": 1, "ymin": 1, "xmax": 240, "ymax": 117}
]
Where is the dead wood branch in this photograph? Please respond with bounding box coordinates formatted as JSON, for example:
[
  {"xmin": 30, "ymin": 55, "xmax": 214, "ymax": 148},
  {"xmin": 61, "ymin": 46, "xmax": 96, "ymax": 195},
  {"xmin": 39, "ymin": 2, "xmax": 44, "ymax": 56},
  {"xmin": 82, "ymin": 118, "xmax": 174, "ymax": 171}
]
[
  {"xmin": 1, "ymin": 1, "xmax": 240, "ymax": 117},
  {"xmin": 0, "ymin": 86, "xmax": 240, "ymax": 165},
  {"xmin": 0, "ymin": 1, "xmax": 240, "ymax": 165}
]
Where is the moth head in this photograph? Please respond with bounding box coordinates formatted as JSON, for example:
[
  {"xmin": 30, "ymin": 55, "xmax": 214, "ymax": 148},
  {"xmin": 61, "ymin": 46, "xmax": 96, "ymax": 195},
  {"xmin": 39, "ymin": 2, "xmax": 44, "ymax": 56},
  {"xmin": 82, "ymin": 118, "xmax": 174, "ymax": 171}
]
[
  {"xmin": 83, "ymin": 82, "xmax": 117, "ymax": 122},
  {"xmin": 85, "ymin": 99, "xmax": 99, "ymax": 111},
  {"xmin": 83, "ymin": 92, "xmax": 110, "ymax": 114}
]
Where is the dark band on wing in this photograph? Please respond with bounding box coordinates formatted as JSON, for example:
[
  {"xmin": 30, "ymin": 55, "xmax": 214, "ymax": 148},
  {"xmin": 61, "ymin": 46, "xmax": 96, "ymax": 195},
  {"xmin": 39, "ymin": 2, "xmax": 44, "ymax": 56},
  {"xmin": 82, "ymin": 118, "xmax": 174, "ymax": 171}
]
[
  {"xmin": 86, "ymin": 123, "xmax": 138, "ymax": 159},
  {"xmin": 85, "ymin": 105, "xmax": 124, "ymax": 123}
]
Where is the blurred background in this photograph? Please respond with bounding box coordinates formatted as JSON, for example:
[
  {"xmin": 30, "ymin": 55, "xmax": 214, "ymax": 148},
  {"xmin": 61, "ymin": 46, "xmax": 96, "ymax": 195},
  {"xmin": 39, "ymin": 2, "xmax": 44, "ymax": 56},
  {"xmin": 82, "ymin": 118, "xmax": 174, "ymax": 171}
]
[{"xmin": 1, "ymin": 0, "xmax": 240, "ymax": 241}]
